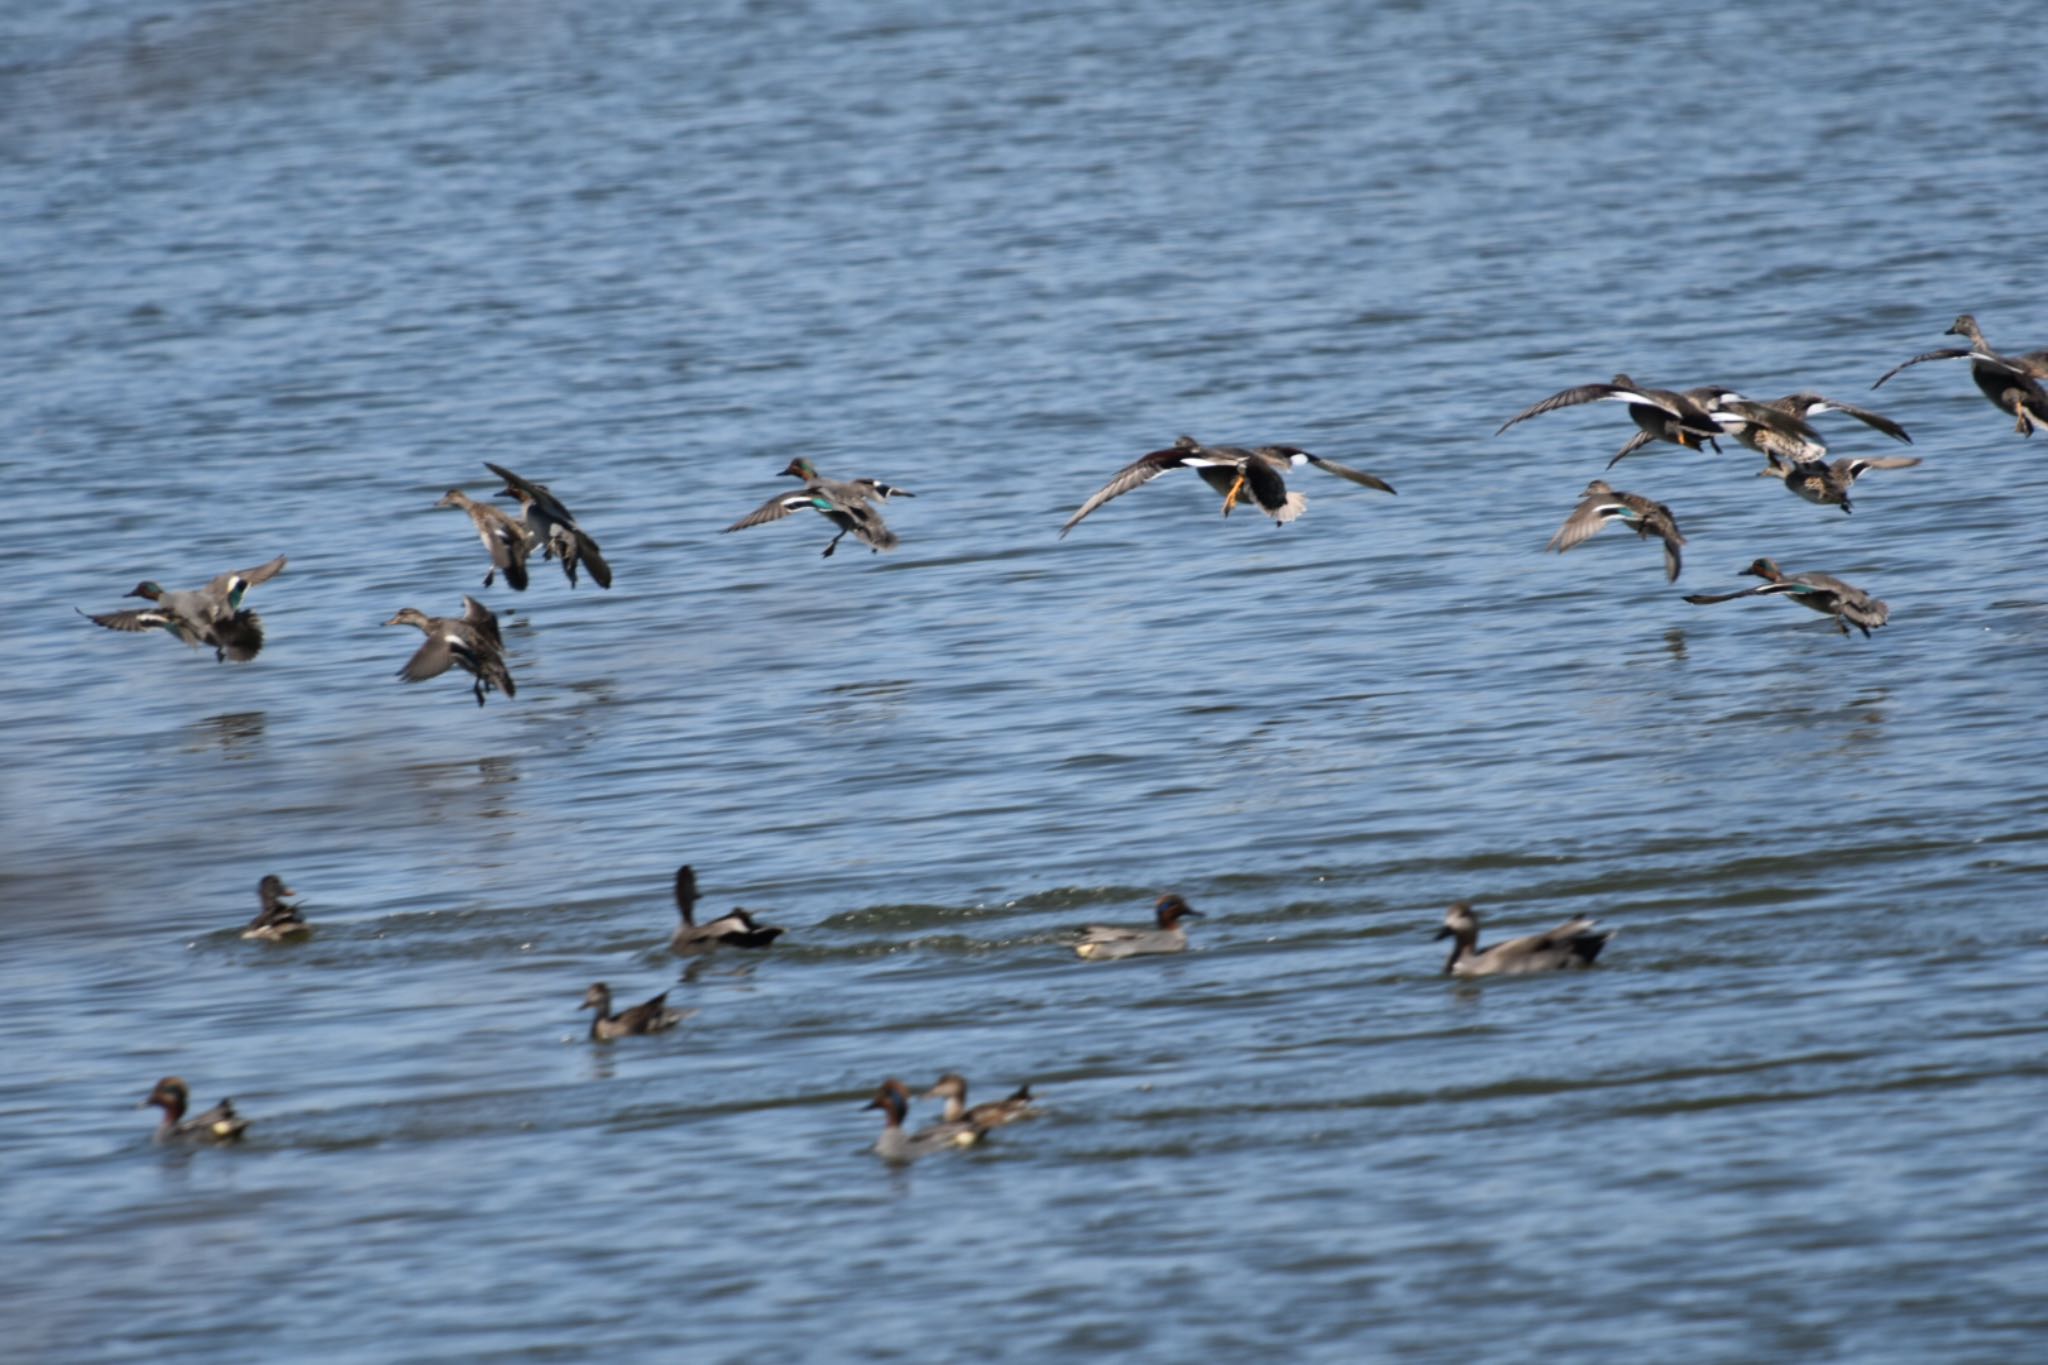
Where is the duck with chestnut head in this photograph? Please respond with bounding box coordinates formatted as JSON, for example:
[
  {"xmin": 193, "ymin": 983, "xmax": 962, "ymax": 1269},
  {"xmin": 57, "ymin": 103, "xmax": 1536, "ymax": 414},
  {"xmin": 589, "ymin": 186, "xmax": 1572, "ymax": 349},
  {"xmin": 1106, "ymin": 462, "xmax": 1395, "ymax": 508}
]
[
  {"xmin": 1074, "ymin": 893, "xmax": 1202, "ymax": 960},
  {"xmin": 143, "ymin": 1077, "xmax": 249, "ymax": 1144}
]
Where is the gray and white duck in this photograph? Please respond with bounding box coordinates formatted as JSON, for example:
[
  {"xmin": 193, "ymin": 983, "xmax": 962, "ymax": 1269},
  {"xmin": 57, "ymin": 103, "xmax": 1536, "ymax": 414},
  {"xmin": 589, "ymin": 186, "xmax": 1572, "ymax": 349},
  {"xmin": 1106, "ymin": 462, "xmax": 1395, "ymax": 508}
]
[
  {"xmin": 1059, "ymin": 435, "xmax": 1394, "ymax": 537},
  {"xmin": 83, "ymin": 554, "xmax": 287, "ymax": 663},
  {"xmin": 668, "ymin": 865, "xmax": 785, "ymax": 954},
  {"xmin": 724, "ymin": 458, "xmax": 914, "ymax": 558},
  {"xmin": 1434, "ymin": 901, "xmax": 1612, "ymax": 977}
]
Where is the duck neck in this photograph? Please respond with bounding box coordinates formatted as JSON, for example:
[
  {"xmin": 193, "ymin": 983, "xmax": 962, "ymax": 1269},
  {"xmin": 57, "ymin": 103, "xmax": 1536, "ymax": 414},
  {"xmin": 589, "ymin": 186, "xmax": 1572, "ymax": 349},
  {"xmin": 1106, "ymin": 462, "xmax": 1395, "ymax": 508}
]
[{"xmin": 1443, "ymin": 931, "xmax": 1477, "ymax": 975}]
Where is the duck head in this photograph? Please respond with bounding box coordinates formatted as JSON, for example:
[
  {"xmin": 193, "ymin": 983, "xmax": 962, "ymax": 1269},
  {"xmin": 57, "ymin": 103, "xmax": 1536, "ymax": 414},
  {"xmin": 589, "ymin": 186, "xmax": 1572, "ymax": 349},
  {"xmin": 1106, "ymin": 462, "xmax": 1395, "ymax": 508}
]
[
  {"xmin": 580, "ymin": 983, "xmax": 613, "ymax": 1015},
  {"xmin": 923, "ymin": 1073, "xmax": 968, "ymax": 1104},
  {"xmin": 1154, "ymin": 894, "xmax": 1201, "ymax": 929},
  {"xmin": 257, "ymin": 874, "xmax": 298, "ymax": 908},
  {"xmin": 143, "ymin": 1076, "xmax": 189, "ymax": 1121},
  {"xmin": 434, "ymin": 490, "xmax": 471, "ymax": 510},
  {"xmin": 1433, "ymin": 901, "xmax": 1481, "ymax": 942},
  {"xmin": 382, "ymin": 608, "xmax": 431, "ymax": 630},
  {"xmin": 1945, "ymin": 314, "xmax": 1984, "ymax": 343},
  {"xmin": 865, "ymin": 1079, "xmax": 910, "ymax": 1126},
  {"xmin": 1434, "ymin": 902, "xmax": 1481, "ymax": 974},
  {"xmin": 126, "ymin": 581, "xmax": 166, "ymax": 601},
  {"xmin": 780, "ymin": 458, "xmax": 819, "ymax": 481},
  {"xmin": 1741, "ymin": 558, "xmax": 1785, "ymax": 582}
]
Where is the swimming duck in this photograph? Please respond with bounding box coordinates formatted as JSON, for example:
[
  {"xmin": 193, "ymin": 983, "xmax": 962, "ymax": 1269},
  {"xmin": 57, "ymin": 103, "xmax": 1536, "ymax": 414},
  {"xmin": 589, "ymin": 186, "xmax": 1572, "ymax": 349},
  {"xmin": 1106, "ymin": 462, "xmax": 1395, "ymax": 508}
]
[
  {"xmin": 1059, "ymin": 435, "xmax": 1394, "ymax": 538},
  {"xmin": 385, "ymin": 596, "xmax": 516, "ymax": 706},
  {"xmin": 724, "ymin": 458, "xmax": 914, "ymax": 557},
  {"xmin": 866, "ymin": 1079, "xmax": 983, "ymax": 1162},
  {"xmin": 580, "ymin": 982, "xmax": 689, "ymax": 1041},
  {"xmin": 143, "ymin": 1076, "xmax": 249, "ymax": 1144},
  {"xmin": 1756, "ymin": 454, "xmax": 1922, "ymax": 513},
  {"xmin": 668, "ymin": 865, "xmax": 785, "ymax": 953},
  {"xmin": 1498, "ymin": 377, "xmax": 1818, "ymax": 468},
  {"xmin": 923, "ymin": 1073, "xmax": 1040, "ymax": 1129},
  {"xmin": 1872, "ymin": 314, "xmax": 2048, "ymax": 436},
  {"xmin": 1684, "ymin": 558, "xmax": 1889, "ymax": 638},
  {"xmin": 1074, "ymin": 893, "xmax": 1202, "ymax": 960},
  {"xmin": 1713, "ymin": 392, "xmax": 1914, "ymax": 465},
  {"xmin": 1434, "ymin": 901, "xmax": 1612, "ymax": 977},
  {"xmin": 241, "ymin": 874, "xmax": 310, "ymax": 942},
  {"xmin": 1546, "ymin": 479, "xmax": 1686, "ymax": 582},
  {"xmin": 485, "ymin": 462, "xmax": 612, "ymax": 590},
  {"xmin": 436, "ymin": 489, "xmax": 533, "ymax": 590},
  {"xmin": 82, "ymin": 554, "xmax": 287, "ymax": 663}
]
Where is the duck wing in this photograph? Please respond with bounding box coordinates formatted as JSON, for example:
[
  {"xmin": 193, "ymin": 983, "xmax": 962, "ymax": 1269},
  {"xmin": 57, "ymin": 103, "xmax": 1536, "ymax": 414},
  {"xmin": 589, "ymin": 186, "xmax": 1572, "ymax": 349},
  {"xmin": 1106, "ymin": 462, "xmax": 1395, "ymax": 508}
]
[
  {"xmin": 395, "ymin": 626, "xmax": 463, "ymax": 683},
  {"xmin": 569, "ymin": 528, "xmax": 612, "ymax": 589},
  {"xmin": 1301, "ymin": 452, "xmax": 1396, "ymax": 495},
  {"xmin": 1058, "ymin": 446, "xmax": 1198, "ymax": 537},
  {"xmin": 202, "ymin": 555, "xmax": 288, "ymax": 608},
  {"xmin": 82, "ymin": 606, "xmax": 183, "ymax": 636},
  {"xmin": 725, "ymin": 490, "xmax": 816, "ymax": 533},
  {"xmin": 1800, "ymin": 397, "xmax": 1912, "ymax": 443},
  {"xmin": 483, "ymin": 462, "xmax": 578, "ymax": 526},
  {"xmin": 1871, "ymin": 347, "xmax": 1972, "ymax": 389},
  {"xmin": 1546, "ymin": 489, "xmax": 1629, "ymax": 554}
]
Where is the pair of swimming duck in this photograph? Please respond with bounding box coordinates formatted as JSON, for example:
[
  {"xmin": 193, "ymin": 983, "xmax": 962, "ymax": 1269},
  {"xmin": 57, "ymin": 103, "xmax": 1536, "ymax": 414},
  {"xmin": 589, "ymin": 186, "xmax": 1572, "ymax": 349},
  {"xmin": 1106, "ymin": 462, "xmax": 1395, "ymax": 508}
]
[
  {"xmin": 580, "ymin": 866, "xmax": 784, "ymax": 1041},
  {"xmin": 865, "ymin": 1074, "xmax": 1040, "ymax": 1163},
  {"xmin": 1073, "ymin": 894, "xmax": 1615, "ymax": 977}
]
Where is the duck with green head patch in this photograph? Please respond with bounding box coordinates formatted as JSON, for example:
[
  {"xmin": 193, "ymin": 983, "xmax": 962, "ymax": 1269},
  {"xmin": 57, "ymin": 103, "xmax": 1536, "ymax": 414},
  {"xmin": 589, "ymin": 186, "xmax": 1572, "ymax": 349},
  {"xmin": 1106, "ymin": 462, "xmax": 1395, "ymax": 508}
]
[
  {"xmin": 82, "ymin": 554, "xmax": 286, "ymax": 662},
  {"xmin": 724, "ymin": 458, "xmax": 914, "ymax": 558},
  {"xmin": 1685, "ymin": 557, "xmax": 1889, "ymax": 638}
]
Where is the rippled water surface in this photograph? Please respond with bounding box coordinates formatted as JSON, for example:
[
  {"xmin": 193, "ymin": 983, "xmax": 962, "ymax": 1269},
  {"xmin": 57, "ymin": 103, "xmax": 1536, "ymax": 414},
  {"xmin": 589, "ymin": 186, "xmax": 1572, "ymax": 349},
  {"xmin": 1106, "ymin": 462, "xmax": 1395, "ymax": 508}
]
[{"xmin": 5, "ymin": 1, "xmax": 2047, "ymax": 1360}]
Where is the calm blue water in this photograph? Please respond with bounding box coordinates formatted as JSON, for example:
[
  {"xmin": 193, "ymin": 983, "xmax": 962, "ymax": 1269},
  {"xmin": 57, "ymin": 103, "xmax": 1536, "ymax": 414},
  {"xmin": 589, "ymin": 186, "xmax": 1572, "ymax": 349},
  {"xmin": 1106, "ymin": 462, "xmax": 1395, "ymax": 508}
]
[{"xmin": 4, "ymin": 1, "xmax": 2047, "ymax": 1360}]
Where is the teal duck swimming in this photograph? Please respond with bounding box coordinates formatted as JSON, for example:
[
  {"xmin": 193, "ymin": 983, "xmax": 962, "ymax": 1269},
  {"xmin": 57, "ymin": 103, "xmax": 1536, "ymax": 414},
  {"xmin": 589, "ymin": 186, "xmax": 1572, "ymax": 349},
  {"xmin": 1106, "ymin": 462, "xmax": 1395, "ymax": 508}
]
[
  {"xmin": 866, "ymin": 1079, "xmax": 983, "ymax": 1162},
  {"xmin": 384, "ymin": 596, "xmax": 515, "ymax": 706},
  {"xmin": 1873, "ymin": 314, "xmax": 2048, "ymax": 436},
  {"xmin": 724, "ymin": 458, "xmax": 914, "ymax": 557},
  {"xmin": 923, "ymin": 1073, "xmax": 1040, "ymax": 1129},
  {"xmin": 1757, "ymin": 453, "xmax": 1921, "ymax": 513},
  {"xmin": 1499, "ymin": 376, "xmax": 1819, "ymax": 468},
  {"xmin": 485, "ymin": 462, "xmax": 612, "ymax": 590},
  {"xmin": 1684, "ymin": 558, "xmax": 1889, "ymax": 637},
  {"xmin": 1074, "ymin": 893, "xmax": 1201, "ymax": 960},
  {"xmin": 1546, "ymin": 479, "xmax": 1685, "ymax": 582},
  {"xmin": 668, "ymin": 865, "xmax": 785, "ymax": 953},
  {"xmin": 143, "ymin": 1076, "xmax": 249, "ymax": 1144},
  {"xmin": 1059, "ymin": 435, "xmax": 1394, "ymax": 538},
  {"xmin": 83, "ymin": 554, "xmax": 287, "ymax": 663},
  {"xmin": 580, "ymin": 982, "xmax": 690, "ymax": 1041},
  {"xmin": 436, "ymin": 489, "xmax": 532, "ymax": 590},
  {"xmin": 241, "ymin": 874, "xmax": 310, "ymax": 942},
  {"xmin": 1434, "ymin": 901, "xmax": 1612, "ymax": 977}
]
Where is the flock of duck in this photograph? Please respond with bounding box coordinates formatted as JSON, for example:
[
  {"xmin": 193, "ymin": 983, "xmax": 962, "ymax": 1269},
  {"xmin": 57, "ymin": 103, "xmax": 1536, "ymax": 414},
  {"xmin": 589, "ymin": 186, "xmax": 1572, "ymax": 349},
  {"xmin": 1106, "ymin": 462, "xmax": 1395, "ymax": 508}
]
[{"xmin": 113, "ymin": 312, "xmax": 2044, "ymax": 1157}]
